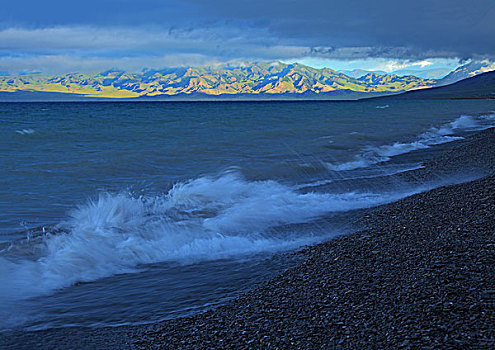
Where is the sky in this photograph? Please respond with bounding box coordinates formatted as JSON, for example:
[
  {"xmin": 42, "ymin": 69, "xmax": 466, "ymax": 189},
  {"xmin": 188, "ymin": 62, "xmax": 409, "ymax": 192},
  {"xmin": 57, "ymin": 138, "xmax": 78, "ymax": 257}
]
[{"xmin": 1, "ymin": 0, "xmax": 494, "ymax": 75}]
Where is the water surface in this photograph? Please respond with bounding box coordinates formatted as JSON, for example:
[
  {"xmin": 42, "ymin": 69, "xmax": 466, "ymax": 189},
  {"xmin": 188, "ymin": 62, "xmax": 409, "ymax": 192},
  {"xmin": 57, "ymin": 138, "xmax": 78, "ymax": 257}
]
[{"xmin": 1, "ymin": 99, "xmax": 494, "ymax": 330}]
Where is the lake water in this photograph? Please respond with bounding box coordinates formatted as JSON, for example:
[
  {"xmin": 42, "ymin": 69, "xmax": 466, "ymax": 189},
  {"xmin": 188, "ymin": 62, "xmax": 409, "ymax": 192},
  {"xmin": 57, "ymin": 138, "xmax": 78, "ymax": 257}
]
[{"xmin": 1, "ymin": 99, "xmax": 494, "ymax": 331}]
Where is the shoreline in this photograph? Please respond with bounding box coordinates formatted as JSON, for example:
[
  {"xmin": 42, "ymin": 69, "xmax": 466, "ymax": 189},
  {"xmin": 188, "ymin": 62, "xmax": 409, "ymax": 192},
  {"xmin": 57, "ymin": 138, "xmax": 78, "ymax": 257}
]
[
  {"xmin": 2, "ymin": 128, "xmax": 494, "ymax": 349},
  {"xmin": 134, "ymin": 176, "xmax": 495, "ymax": 349},
  {"xmin": 131, "ymin": 129, "xmax": 495, "ymax": 349}
]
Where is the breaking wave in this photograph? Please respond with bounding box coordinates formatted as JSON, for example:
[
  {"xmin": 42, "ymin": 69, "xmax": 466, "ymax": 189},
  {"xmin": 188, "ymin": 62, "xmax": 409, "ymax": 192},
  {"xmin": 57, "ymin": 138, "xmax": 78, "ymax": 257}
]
[{"xmin": 0, "ymin": 173, "xmax": 428, "ymax": 307}]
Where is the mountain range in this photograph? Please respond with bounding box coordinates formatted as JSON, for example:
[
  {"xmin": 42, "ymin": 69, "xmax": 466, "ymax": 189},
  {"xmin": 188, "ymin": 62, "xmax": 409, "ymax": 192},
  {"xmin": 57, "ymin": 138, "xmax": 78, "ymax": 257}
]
[{"xmin": 0, "ymin": 61, "xmax": 493, "ymax": 100}]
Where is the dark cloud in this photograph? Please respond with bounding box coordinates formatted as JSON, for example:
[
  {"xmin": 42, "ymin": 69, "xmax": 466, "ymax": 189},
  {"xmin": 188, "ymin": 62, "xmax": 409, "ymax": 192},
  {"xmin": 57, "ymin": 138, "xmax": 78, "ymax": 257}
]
[{"xmin": 190, "ymin": 0, "xmax": 495, "ymax": 59}]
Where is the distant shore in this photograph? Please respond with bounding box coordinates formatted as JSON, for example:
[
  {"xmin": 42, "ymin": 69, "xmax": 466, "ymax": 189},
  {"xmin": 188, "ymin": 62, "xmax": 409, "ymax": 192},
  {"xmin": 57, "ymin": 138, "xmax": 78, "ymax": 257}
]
[{"xmin": 2, "ymin": 129, "xmax": 494, "ymax": 349}]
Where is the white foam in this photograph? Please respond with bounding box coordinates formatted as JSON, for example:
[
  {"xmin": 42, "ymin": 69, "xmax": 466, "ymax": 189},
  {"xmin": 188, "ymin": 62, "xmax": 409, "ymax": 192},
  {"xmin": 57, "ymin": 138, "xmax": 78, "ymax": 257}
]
[
  {"xmin": 480, "ymin": 113, "xmax": 495, "ymax": 121},
  {"xmin": 294, "ymin": 179, "xmax": 334, "ymax": 190},
  {"xmin": 376, "ymin": 104, "xmax": 389, "ymax": 109},
  {"xmin": 15, "ymin": 129, "xmax": 35, "ymax": 135},
  {"xmin": 0, "ymin": 173, "xmax": 425, "ymax": 305},
  {"xmin": 325, "ymin": 114, "xmax": 495, "ymax": 171},
  {"xmin": 325, "ymin": 158, "xmax": 380, "ymax": 171}
]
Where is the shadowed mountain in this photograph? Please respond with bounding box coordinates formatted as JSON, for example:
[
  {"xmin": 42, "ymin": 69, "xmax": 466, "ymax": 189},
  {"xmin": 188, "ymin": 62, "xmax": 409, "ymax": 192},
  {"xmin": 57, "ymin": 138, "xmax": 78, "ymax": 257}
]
[
  {"xmin": 368, "ymin": 71, "xmax": 495, "ymax": 100},
  {"xmin": 437, "ymin": 61, "xmax": 495, "ymax": 86},
  {"xmin": 339, "ymin": 68, "xmax": 450, "ymax": 80},
  {"xmin": 338, "ymin": 69, "xmax": 386, "ymax": 78},
  {"xmin": 391, "ymin": 68, "xmax": 451, "ymax": 79}
]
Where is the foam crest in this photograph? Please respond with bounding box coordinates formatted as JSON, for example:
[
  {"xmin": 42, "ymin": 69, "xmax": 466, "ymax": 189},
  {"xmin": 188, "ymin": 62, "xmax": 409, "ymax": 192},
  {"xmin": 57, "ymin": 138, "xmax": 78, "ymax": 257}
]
[
  {"xmin": 325, "ymin": 114, "xmax": 494, "ymax": 171},
  {"xmin": 15, "ymin": 128, "xmax": 35, "ymax": 135}
]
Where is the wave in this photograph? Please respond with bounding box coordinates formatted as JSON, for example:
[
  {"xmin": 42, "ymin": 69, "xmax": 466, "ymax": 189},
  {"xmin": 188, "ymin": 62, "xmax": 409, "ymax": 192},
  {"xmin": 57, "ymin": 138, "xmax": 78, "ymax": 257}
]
[
  {"xmin": 295, "ymin": 164, "xmax": 425, "ymax": 191},
  {"xmin": 325, "ymin": 114, "xmax": 494, "ymax": 171},
  {"xmin": 15, "ymin": 128, "xmax": 35, "ymax": 135},
  {"xmin": 376, "ymin": 104, "xmax": 389, "ymax": 109},
  {"xmin": 0, "ymin": 173, "xmax": 428, "ymax": 307}
]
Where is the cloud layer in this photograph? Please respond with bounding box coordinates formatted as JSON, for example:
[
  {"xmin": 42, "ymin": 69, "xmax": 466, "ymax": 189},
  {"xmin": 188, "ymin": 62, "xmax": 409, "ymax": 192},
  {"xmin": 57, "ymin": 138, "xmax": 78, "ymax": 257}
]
[{"xmin": 1, "ymin": 0, "xmax": 494, "ymax": 73}]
